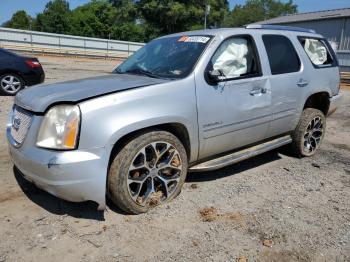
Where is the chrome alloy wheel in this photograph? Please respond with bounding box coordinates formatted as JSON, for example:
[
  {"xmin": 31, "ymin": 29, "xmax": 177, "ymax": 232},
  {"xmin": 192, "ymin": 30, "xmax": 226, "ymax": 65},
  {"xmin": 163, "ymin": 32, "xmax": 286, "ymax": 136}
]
[
  {"xmin": 1, "ymin": 75, "xmax": 22, "ymax": 94},
  {"xmin": 303, "ymin": 116, "xmax": 324, "ymax": 153},
  {"xmin": 127, "ymin": 141, "xmax": 183, "ymax": 207}
]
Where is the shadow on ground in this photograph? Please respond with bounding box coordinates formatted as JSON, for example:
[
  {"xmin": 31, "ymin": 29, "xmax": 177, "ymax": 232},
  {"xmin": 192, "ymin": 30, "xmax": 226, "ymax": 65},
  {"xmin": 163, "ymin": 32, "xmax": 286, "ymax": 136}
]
[{"xmin": 13, "ymin": 147, "xmax": 287, "ymax": 219}]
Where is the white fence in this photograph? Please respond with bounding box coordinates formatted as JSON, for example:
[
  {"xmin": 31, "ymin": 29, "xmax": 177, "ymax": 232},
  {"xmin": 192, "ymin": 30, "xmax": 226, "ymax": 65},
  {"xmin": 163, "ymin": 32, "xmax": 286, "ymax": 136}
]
[{"xmin": 0, "ymin": 27, "xmax": 144, "ymax": 58}]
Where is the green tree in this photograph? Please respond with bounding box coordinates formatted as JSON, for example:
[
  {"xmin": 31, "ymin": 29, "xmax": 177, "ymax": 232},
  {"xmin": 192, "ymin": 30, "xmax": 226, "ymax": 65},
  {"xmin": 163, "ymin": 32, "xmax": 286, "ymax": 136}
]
[
  {"xmin": 109, "ymin": 23, "xmax": 145, "ymax": 42},
  {"xmin": 68, "ymin": 0, "xmax": 144, "ymax": 41},
  {"xmin": 111, "ymin": 0, "xmax": 138, "ymax": 23},
  {"xmin": 35, "ymin": 0, "xmax": 71, "ymax": 34},
  {"xmin": 227, "ymin": 0, "xmax": 297, "ymax": 27},
  {"xmin": 68, "ymin": 0, "xmax": 115, "ymax": 38},
  {"xmin": 3, "ymin": 0, "xmax": 240, "ymax": 42},
  {"xmin": 206, "ymin": 0, "xmax": 230, "ymax": 29},
  {"xmin": 3, "ymin": 10, "xmax": 33, "ymax": 30},
  {"xmin": 108, "ymin": 0, "xmax": 144, "ymax": 41},
  {"xmin": 137, "ymin": 0, "xmax": 229, "ymax": 36}
]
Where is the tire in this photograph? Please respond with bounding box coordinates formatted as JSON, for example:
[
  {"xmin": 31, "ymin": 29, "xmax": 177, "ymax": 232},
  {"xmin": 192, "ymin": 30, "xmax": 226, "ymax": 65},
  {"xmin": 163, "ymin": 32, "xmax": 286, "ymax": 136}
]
[
  {"xmin": 291, "ymin": 108, "xmax": 326, "ymax": 157},
  {"xmin": 108, "ymin": 130, "xmax": 188, "ymax": 214},
  {"xmin": 0, "ymin": 73, "xmax": 24, "ymax": 96}
]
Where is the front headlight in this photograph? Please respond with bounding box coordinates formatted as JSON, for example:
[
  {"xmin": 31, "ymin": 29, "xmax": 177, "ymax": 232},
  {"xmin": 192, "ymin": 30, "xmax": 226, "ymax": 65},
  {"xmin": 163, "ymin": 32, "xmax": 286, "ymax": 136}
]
[{"xmin": 37, "ymin": 105, "xmax": 80, "ymax": 150}]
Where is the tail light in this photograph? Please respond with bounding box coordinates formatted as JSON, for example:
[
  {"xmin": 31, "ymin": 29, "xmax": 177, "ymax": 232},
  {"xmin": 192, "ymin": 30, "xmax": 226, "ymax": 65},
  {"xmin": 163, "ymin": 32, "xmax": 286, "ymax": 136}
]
[{"xmin": 25, "ymin": 60, "xmax": 41, "ymax": 68}]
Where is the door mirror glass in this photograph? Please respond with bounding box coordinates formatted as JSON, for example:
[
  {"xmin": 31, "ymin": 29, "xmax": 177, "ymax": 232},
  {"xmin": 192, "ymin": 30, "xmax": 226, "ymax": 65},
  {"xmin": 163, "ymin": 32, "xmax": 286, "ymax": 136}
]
[{"xmin": 207, "ymin": 69, "xmax": 225, "ymax": 82}]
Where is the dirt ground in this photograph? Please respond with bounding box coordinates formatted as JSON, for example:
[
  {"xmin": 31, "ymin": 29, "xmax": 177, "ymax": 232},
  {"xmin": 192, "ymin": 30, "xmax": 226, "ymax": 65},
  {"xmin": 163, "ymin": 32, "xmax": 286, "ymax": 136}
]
[{"xmin": 0, "ymin": 55, "xmax": 350, "ymax": 262}]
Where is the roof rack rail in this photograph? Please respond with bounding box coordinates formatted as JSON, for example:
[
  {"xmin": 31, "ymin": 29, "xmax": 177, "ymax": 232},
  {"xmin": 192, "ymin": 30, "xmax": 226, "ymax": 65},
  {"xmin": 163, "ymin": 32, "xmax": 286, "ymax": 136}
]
[{"xmin": 246, "ymin": 24, "xmax": 316, "ymax": 34}]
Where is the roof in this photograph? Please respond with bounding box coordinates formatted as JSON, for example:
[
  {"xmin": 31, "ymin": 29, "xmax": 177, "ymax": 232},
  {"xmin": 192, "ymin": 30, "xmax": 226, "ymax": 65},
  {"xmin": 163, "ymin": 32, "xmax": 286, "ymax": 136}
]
[
  {"xmin": 159, "ymin": 27, "xmax": 321, "ymax": 40},
  {"xmin": 257, "ymin": 7, "xmax": 350, "ymax": 25}
]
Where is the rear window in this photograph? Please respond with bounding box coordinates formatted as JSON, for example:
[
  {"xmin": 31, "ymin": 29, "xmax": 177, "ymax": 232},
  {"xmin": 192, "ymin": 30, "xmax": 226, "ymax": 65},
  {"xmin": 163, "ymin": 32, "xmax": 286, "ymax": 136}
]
[
  {"xmin": 262, "ymin": 35, "xmax": 301, "ymax": 75},
  {"xmin": 298, "ymin": 37, "xmax": 335, "ymax": 67},
  {"xmin": 0, "ymin": 48, "xmax": 17, "ymax": 57}
]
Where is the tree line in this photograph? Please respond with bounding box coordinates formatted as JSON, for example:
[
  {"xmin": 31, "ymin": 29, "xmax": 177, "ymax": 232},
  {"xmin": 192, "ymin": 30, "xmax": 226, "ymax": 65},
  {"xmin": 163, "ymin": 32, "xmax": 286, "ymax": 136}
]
[{"xmin": 2, "ymin": 0, "xmax": 297, "ymax": 42}]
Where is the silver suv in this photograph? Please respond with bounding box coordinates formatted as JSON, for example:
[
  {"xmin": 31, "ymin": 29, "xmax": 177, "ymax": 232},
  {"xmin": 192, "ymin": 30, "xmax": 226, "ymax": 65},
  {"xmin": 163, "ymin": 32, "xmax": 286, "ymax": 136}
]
[{"xmin": 7, "ymin": 25, "xmax": 341, "ymax": 214}]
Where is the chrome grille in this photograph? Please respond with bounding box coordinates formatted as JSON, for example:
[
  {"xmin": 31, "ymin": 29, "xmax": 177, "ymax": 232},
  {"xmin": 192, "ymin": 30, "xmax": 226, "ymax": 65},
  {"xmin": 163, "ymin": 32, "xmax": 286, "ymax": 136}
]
[{"xmin": 10, "ymin": 106, "xmax": 32, "ymax": 145}]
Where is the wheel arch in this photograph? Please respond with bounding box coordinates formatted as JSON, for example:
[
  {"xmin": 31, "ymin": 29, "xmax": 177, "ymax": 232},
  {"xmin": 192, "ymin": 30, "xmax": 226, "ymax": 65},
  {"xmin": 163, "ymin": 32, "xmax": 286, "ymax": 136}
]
[
  {"xmin": 0, "ymin": 69, "xmax": 23, "ymax": 77},
  {"xmin": 107, "ymin": 122, "xmax": 193, "ymax": 168},
  {"xmin": 303, "ymin": 91, "xmax": 330, "ymax": 116}
]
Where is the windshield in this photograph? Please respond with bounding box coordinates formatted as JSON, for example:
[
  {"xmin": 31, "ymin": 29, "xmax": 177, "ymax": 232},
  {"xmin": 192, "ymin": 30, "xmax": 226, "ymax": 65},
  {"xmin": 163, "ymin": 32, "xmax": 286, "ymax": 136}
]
[{"xmin": 114, "ymin": 35, "xmax": 212, "ymax": 79}]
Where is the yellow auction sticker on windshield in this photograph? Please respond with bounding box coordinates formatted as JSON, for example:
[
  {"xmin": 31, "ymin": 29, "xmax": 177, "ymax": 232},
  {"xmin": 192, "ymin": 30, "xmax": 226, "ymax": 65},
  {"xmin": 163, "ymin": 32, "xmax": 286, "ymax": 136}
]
[{"xmin": 178, "ymin": 36, "xmax": 210, "ymax": 43}]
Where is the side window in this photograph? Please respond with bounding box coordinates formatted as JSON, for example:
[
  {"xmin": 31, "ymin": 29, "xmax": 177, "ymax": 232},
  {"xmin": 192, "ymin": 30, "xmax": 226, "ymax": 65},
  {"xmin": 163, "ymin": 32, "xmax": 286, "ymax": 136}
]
[
  {"xmin": 209, "ymin": 36, "xmax": 261, "ymax": 79},
  {"xmin": 298, "ymin": 37, "xmax": 334, "ymax": 67},
  {"xmin": 262, "ymin": 35, "xmax": 301, "ymax": 75}
]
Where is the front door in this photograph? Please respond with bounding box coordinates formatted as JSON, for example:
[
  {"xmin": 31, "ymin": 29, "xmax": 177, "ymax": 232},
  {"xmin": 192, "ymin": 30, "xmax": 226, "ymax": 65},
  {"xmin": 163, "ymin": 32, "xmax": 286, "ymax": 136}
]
[{"xmin": 195, "ymin": 35, "xmax": 272, "ymax": 159}]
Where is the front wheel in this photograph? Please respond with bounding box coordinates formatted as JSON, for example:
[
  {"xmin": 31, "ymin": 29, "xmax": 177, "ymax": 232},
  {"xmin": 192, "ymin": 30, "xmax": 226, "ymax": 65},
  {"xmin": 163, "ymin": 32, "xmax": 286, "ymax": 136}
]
[
  {"xmin": 291, "ymin": 108, "xmax": 326, "ymax": 157},
  {"xmin": 108, "ymin": 130, "xmax": 188, "ymax": 214}
]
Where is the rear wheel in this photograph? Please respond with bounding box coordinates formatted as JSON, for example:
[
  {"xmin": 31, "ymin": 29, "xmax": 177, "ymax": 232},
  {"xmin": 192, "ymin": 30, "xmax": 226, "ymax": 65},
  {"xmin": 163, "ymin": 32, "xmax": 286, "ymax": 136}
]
[
  {"xmin": 108, "ymin": 130, "xmax": 188, "ymax": 214},
  {"xmin": 291, "ymin": 108, "xmax": 326, "ymax": 157},
  {"xmin": 0, "ymin": 74, "xmax": 24, "ymax": 95}
]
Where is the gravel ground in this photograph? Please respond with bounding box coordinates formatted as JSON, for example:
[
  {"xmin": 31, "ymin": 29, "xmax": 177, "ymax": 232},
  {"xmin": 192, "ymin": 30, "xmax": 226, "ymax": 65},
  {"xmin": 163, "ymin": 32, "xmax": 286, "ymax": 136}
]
[{"xmin": 0, "ymin": 55, "xmax": 349, "ymax": 262}]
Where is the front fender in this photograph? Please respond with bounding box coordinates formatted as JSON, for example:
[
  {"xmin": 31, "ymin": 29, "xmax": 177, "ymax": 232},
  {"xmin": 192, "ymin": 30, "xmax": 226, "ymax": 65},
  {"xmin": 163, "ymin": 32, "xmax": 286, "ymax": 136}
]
[{"xmin": 78, "ymin": 78, "xmax": 199, "ymax": 162}]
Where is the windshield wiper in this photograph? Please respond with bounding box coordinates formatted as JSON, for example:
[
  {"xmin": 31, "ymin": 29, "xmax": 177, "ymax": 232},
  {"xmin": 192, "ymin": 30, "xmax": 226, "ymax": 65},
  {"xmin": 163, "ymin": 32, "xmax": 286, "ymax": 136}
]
[{"xmin": 124, "ymin": 68, "xmax": 160, "ymax": 79}]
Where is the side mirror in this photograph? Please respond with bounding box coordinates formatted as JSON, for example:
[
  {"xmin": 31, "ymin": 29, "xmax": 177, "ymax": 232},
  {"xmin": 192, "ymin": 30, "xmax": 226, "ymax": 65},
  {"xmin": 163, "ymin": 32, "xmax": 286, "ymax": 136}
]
[{"xmin": 207, "ymin": 69, "xmax": 225, "ymax": 83}]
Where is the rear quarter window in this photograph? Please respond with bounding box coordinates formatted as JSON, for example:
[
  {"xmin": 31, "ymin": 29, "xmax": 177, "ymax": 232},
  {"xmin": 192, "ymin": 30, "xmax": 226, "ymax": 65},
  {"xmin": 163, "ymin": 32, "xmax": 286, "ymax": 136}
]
[
  {"xmin": 298, "ymin": 37, "xmax": 337, "ymax": 68},
  {"xmin": 262, "ymin": 35, "xmax": 301, "ymax": 75}
]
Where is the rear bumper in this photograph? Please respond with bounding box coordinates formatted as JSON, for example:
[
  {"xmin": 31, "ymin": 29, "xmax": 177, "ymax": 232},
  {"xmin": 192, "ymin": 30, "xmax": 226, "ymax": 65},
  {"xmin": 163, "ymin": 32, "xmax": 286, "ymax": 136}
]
[
  {"xmin": 327, "ymin": 94, "xmax": 342, "ymax": 116},
  {"xmin": 7, "ymin": 132, "xmax": 108, "ymax": 210},
  {"xmin": 21, "ymin": 68, "xmax": 45, "ymax": 86}
]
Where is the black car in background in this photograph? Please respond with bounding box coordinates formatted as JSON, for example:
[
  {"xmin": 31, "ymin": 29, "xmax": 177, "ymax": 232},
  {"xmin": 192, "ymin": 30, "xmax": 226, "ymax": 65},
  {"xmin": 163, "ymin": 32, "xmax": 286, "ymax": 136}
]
[{"xmin": 0, "ymin": 48, "xmax": 45, "ymax": 95}]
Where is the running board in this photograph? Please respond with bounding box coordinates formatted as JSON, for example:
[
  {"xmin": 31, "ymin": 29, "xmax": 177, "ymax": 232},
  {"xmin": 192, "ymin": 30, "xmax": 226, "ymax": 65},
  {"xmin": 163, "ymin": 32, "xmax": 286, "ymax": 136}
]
[{"xmin": 189, "ymin": 135, "xmax": 292, "ymax": 172}]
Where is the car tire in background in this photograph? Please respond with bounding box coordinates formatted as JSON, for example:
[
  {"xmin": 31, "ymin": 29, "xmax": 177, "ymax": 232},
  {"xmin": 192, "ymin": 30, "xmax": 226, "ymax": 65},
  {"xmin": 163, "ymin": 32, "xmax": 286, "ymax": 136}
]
[
  {"xmin": 108, "ymin": 130, "xmax": 188, "ymax": 214},
  {"xmin": 0, "ymin": 73, "xmax": 24, "ymax": 96},
  {"xmin": 291, "ymin": 108, "xmax": 326, "ymax": 157}
]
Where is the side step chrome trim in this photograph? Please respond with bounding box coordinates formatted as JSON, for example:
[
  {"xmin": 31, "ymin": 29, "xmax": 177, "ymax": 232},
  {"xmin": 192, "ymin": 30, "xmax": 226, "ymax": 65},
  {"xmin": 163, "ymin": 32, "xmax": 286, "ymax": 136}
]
[{"xmin": 189, "ymin": 135, "xmax": 292, "ymax": 172}]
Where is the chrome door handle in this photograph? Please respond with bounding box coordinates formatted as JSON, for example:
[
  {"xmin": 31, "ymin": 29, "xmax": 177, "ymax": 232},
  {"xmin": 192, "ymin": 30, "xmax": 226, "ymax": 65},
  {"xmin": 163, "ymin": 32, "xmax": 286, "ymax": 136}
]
[
  {"xmin": 250, "ymin": 87, "xmax": 266, "ymax": 95},
  {"xmin": 297, "ymin": 79, "xmax": 309, "ymax": 87}
]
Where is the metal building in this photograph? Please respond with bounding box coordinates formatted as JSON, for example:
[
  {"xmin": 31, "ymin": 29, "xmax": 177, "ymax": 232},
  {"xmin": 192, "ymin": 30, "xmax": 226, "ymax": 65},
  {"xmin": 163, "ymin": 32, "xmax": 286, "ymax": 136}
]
[{"xmin": 258, "ymin": 8, "xmax": 350, "ymax": 72}]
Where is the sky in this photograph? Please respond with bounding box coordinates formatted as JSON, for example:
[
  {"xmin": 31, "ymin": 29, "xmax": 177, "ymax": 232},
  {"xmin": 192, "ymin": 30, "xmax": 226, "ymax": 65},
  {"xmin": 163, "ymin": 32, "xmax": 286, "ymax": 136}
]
[{"xmin": 0, "ymin": 0, "xmax": 349, "ymax": 24}]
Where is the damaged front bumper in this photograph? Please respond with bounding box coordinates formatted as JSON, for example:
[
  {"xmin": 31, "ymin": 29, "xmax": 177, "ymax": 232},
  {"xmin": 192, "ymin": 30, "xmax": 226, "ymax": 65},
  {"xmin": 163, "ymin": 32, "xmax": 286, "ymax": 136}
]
[{"xmin": 6, "ymin": 116, "xmax": 108, "ymax": 210}]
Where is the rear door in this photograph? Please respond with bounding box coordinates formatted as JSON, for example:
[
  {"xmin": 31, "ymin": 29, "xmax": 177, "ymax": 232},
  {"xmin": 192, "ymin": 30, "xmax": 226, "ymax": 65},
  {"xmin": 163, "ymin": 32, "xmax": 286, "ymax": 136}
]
[
  {"xmin": 261, "ymin": 34, "xmax": 306, "ymax": 137},
  {"xmin": 195, "ymin": 34, "xmax": 272, "ymax": 159}
]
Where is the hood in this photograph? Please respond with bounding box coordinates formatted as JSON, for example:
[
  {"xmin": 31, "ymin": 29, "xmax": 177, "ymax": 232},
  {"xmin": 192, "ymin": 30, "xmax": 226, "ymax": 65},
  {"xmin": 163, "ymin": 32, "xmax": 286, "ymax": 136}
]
[{"xmin": 15, "ymin": 74, "xmax": 168, "ymax": 112}]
